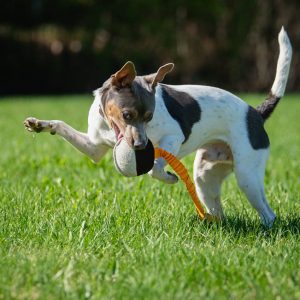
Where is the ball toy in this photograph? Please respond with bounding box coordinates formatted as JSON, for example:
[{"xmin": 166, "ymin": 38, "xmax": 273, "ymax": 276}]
[
  {"xmin": 113, "ymin": 138, "xmax": 155, "ymax": 177},
  {"xmin": 113, "ymin": 137, "xmax": 216, "ymax": 221}
]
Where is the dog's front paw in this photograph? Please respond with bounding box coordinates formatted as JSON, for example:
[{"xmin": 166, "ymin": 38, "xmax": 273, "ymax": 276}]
[
  {"xmin": 24, "ymin": 117, "xmax": 43, "ymax": 133},
  {"xmin": 24, "ymin": 117, "xmax": 56, "ymax": 134}
]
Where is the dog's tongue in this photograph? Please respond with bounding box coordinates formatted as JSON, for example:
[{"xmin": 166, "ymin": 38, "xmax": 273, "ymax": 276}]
[
  {"xmin": 117, "ymin": 132, "xmax": 123, "ymax": 140},
  {"xmin": 112, "ymin": 123, "xmax": 123, "ymax": 141}
]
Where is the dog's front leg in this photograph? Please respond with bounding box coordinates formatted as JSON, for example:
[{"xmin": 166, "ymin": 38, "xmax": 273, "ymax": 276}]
[
  {"xmin": 24, "ymin": 117, "xmax": 108, "ymax": 162},
  {"xmin": 148, "ymin": 135, "xmax": 183, "ymax": 184}
]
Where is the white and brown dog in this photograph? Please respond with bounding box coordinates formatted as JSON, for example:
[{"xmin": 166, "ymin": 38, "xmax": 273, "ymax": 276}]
[{"xmin": 24, "ymin": 28, "xmax": 292, "ymax": 227}]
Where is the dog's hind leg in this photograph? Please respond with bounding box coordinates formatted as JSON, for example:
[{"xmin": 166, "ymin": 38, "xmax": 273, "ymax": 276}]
[
  {"xmin": 233, "ymin": 147, "xmax": 276, "ymax": 227},
  {"xmin": 24, "ymin": 117, "xmax": 108, "ymax": 162},
  {"xmin": 193, "ymin": 143, "xmax": 233, "ymax": 219}
]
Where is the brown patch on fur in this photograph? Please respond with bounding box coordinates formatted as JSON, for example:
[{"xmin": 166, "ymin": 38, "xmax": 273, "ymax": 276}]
[{"xmin": 105, "ymin": 101, "xmax": 125, "ymax": 130}]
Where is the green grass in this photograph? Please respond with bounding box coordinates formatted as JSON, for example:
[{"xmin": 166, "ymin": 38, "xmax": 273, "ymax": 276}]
[{"xmin": 0, "ymin": 94, "xmax": 300, "ymax": 300}]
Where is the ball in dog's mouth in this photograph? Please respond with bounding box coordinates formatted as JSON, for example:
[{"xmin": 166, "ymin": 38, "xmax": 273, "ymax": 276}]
[{"xmin": 113, "ymin": 137, "xmax": 155, "ymax": 177}]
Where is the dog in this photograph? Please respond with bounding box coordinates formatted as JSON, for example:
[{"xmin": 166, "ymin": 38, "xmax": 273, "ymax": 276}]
[{"xmin": 24, "ymin": 28, "xmax": 292, "ymax": 227}]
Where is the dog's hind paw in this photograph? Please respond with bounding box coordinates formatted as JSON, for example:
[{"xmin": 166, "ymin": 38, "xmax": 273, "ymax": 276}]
[
  {"xmin": 24, "ymin": 117, "xmax": 57, "ymax": 134},
  {"xmin": 148, "ymin": 163, "xmax": 179, "ymax": 184},
  {"xmin": 166, "ymin": 171, "xmax": 179, "ymax": 184}
]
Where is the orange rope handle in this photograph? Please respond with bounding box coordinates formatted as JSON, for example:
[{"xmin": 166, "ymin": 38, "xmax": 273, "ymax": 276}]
[{"xmin": 155, "ymin": 148, "xmax": 206, "ymax": 220}]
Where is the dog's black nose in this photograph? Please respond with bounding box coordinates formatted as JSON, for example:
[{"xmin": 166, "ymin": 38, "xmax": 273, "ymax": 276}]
[{"xmin": 133, "ymin": 140, "xmax": 146, "ymax": 150}]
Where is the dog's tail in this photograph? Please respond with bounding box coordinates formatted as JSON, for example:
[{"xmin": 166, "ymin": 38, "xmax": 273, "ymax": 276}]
[{"xmin": 256, "ymin": 27, "xmax": 292, "ymax": 121}]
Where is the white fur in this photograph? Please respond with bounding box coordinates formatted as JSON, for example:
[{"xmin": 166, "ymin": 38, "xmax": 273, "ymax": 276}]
[
  {"xmin": 271, "ymin": 27, "xmax": 292, "ymax": 97},
  {"xmin": 24, "ymin": 29, "xmax": 292, "ymax": 227}
]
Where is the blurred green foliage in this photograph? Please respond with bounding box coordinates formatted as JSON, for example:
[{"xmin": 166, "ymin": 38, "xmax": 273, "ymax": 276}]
[{"xmin": 0, "ymin": 0, "xmax": 299, "ymax": 94}]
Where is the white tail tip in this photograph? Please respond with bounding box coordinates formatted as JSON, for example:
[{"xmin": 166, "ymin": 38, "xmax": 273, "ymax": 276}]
[{"xmin": 271, "ymin": 27, "xmax": 292, "ymax": 98}]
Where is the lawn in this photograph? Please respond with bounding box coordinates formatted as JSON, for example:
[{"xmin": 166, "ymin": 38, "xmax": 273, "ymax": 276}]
[{"xmin": 0, "ymin": 94, "xmax": 300, "ymax": 300}]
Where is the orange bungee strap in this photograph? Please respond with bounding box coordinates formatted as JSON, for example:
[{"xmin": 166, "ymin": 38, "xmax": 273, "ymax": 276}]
[{"xmin": 154, "ymin": 148, "xmax": 206, "ymax": 220}]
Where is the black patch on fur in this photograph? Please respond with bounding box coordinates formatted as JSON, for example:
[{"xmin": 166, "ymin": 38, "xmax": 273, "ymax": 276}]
[
  {"xmin": 135, "ymin": 139, "xmax": 154, "ymax": 176},
  {"xmin": 246, "ymin": 106, "xmax": 270, "ymax": 150},
  {"xmin": 161, "ymin": 85, "xmax": 201, "ymax": 143},
  {"xmin": 256, "ymin": 92, "xmax": 281, "ymax": 121}
]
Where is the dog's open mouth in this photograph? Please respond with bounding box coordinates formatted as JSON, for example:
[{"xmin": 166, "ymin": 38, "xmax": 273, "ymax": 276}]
[{"xmin": 112, "ymin": 121, "xmax": 124, "ymax": 141}]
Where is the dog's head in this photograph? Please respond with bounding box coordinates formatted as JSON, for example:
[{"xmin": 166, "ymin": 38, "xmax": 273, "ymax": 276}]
[{"xmin": 98, "ymin": 61, "xmax": 174, "ymax": 149}]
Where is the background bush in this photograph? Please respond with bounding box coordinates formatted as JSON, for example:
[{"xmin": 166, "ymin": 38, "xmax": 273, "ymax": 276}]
[{"xmin": 0, "ymin": 0, "xmax": 299, "ymax": 94}]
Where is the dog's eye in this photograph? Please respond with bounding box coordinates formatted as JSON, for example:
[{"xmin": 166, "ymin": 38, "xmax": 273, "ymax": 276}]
[
  {"xmin": 122, "ymin": 111, "xmax": 133, "ymax": 121},
  {"xmin": 144, "ymin": 112, "xmax": 153, "ymax": 122}
]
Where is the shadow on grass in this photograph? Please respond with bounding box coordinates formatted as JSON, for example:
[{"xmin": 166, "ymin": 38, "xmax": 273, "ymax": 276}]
[{"xmin": 189, "ymin": 213, "xmax": 300, "ymax": 237}]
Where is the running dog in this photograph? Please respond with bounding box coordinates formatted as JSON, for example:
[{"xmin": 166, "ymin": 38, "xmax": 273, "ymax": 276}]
[{"xmin": 24, "ymin": 28, "xmax": 292, "ymax": 227}]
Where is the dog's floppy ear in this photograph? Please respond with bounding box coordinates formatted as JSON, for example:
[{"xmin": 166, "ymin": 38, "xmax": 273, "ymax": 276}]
[
  {"xmin": 111, "ymin": 61, "xmax": 136, "ymax": 88},
  {"xmin": 146, "ymin": 63, "xmax": 174, "ymax": 89}
]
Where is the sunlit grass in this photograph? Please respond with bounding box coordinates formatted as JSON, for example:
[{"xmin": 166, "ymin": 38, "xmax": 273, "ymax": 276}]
[{"xmin": 0, "ymin": 94, "xmax": 299, "ymax": 299}]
